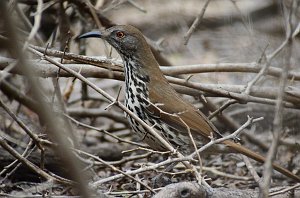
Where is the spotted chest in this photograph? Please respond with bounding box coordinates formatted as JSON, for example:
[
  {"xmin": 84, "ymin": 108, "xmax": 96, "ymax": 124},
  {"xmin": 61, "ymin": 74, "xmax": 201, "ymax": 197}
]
[
  {"xmin": 123, "ymin": 58, "xmax": 193, "ymax": 152},
  {"xmin": 123, "ymin": 59, "xmax": 160, "ymax": 149}
]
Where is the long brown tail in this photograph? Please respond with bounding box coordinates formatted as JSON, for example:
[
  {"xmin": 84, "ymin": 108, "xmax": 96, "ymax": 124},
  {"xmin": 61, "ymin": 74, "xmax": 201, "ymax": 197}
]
[{"xmin": 224, "ymin": 140, "xmax": 300, "ymax": 182}]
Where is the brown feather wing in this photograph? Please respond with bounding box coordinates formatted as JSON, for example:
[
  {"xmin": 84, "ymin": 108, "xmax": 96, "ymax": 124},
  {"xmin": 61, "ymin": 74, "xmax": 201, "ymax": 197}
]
[{"xmin": 147, "ymin": 79, "xmax": 220, "ymax": 140}]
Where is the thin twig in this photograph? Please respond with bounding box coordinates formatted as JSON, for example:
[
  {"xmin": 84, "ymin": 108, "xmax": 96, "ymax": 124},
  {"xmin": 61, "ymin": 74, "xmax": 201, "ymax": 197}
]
[
  {"xmin": 65, "ymin": 114, "xmax": 146, "ymax": 148},
  {"xmin": 0, "ymin": 136, "xmax": 73, "ymax": 184},
  {"xmin": 241, "ymin": 155, "xmax": 261, "ymax": 183},
  {"xmin": 259, "ymin": 1, "xmax": 296, "ymax": 196},
  {"xmin": 0, "ymin": 139, "xmax": 35, "ymax": 179},
  {"xmin": 91, "ymin": 156, "xmax": 193, "ymax": 186},
  {"xmin": 0, "ymin": 97, "xmax": 45, "ymax": 150},
  {"xmin": 74, "ymin": 148, "xmax": 156, "ymax": 194},
  {"xmin": 269, "ymin": 183, "xmax": 300, "ymax": 197},
  {"xmin": 189, "ymin": 116, "xmax": 264, "ymax": 159},
  {"xmin": 184, "ymin": 0, "xmax": 211, "ymax": 45}
]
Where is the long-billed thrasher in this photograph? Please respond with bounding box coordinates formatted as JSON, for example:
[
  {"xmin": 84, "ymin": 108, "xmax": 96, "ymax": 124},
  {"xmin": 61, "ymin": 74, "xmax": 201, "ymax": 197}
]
[{"xmin": 78, "ymin": 25, "xmax": 300, "ymax": 182}]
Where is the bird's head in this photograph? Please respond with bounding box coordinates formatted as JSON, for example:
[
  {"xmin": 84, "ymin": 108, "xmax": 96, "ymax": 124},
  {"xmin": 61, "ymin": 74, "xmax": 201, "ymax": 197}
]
[{"xmin": 77, "ymin": 25, "xmax": 149, "ymax": 59}]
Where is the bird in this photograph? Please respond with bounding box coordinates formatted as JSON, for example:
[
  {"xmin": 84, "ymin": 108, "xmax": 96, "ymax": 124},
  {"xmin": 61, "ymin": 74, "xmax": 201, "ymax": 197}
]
[{"xmin": 78, "ymin": 25, "xmax": 300, "ymax": 182}]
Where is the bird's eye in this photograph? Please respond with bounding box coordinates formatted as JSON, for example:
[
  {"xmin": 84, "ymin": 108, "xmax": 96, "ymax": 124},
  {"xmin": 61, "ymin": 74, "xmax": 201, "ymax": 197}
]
[{"xmin": 116, "ymin": 31, "xmax": 125, "ymax": 38}]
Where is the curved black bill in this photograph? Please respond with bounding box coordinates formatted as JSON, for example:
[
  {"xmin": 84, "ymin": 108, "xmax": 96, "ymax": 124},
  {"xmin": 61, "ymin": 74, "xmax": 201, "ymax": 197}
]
[{"xmin": 76, "ymin": 31, "xmax": 102, "ymax": 40}]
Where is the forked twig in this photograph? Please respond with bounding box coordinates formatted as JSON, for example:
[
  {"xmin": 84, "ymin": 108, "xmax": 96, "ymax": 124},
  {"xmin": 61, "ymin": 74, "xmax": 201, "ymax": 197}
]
[{"xmin": 184, "ymin": 0, "xmax": 211, "ymax": 45}]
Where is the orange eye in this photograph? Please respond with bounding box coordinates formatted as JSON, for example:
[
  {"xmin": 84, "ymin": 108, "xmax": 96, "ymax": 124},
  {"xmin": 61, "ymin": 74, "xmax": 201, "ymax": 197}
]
[{"xmin": 116, "ymin": 31, "xmax": 125, "ymax": 38}]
